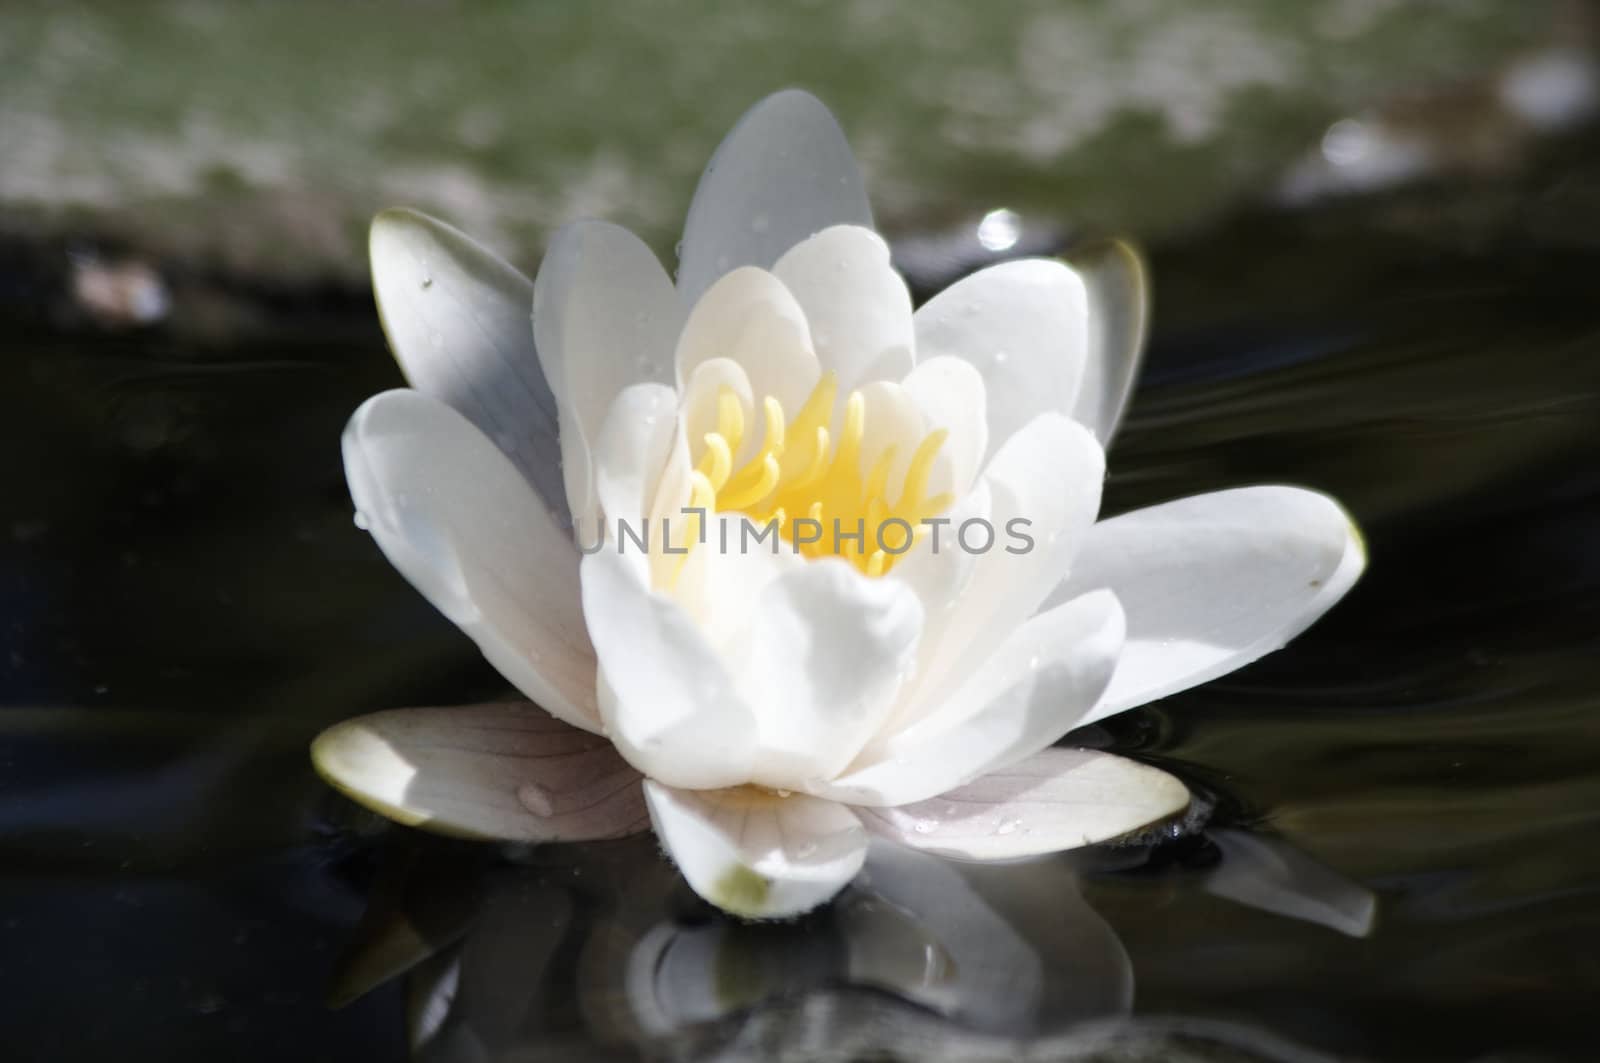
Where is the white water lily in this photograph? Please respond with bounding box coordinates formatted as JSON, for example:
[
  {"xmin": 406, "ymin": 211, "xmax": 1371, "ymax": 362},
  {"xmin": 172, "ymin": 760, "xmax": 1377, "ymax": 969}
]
[{"xmin": 314, "ymin": 90, "xmax": 1365, "ymax": 919}]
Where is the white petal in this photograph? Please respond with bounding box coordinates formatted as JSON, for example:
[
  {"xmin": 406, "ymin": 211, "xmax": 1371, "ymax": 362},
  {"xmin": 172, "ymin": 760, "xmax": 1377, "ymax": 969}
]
[
  {"xmin": 674, "ymin": 267, "xmax": 820, "ymax": 419},
  {"xmin": 581, "ymin": 549, "xmax": 756, "ymax": 789},
  {"xmin": 913, "ymin": 259, "xmax": 1089, "ymax": 464},
  {"xmin": 910, "ymin": 413, "xmax": 1104, "ymax": 707},
  {"xmin": 310, "ymin": 702, "xmax": 647, "ymax": 841},
  {"xmin": 1049, "ymin": 486, "xmax": 1367, "ymax": 726},
  {"xmin": 858, "ymin": 747, "xmax": 1188, "ymax": 860},
  {"xmin": 772, "ymin": 225, "xmax": 914, "ymax": 390},
  {"xmin": 677, "ymin": 90, "xmax": 873, "ymax": 306},
  {"xmin": 1067, "ymin": 240, "xmax": 1149, "ymax": 444},
  {"xmin": 679, "ymin": 356, "xmax": 755, "ymax": 468},
  {"xmin": 593, "ymin": 384, "xmax": 679, "ymax": 538},
  {"xmin": 881, "ymin": 483, "xmax": 991, "ymax": 733},
  {"xmin": 644, "ymin": 782, "xmax": 867, "ymax": 918},
  {"xmin": 343, "ymin": 390, "xmax": 601, "ymax": 733},
  {"xmin": 730, "ymin": 560, "xmax": 923, "ymax": 789},
  {"xmin": 819, "ymin": 590, "xmax": 1124, "ymax": 807},
  {"xmin": 900, "ymin": 356, "xmax": 989, "ymax": 498},
  {"xmin": 369, "ymin": 209, "xmax": 566, "ymax": 523},
  {"xmin": 532, "ymin": 220, "xmax": 683, "ymax": 530},
  {"xmin": 1204, "ymin": 829, "xmax": 1377, "ymax": 938},
  {"xmin": 853, "ymin": 380, "xmax": 928, "ymax": 495},
  {"xmin": 672, "ymin": 513, "xmax": 799, "ymax": 650}
]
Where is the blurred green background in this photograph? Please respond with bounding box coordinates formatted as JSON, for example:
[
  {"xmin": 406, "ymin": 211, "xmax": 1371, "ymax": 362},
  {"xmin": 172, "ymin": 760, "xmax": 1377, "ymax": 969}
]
[{"xmin": 0, "ymin": 0, "xmax": 1579, "ymax": 281}]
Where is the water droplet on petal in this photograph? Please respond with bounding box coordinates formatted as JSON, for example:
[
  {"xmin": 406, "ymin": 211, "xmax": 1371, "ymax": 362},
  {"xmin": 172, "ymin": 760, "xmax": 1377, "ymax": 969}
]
[
  {"xmin": 420, "ymin": 275, "xmax": 434, "ymax": 290},
  {"xmin": 796, "ymin": 841, "xmax": 818, "ymax": 858},
  {"xmin": 518, "ymin": 782, "xmax": 555, "ymax": 817},
  {"xmin": 775, "ymin": 788, "xmax": 792, "ymax": 798},
  {"xmin": 352, "ymin": 511, "xmax": 370, "ymax": 531},
  {"xmin": 995, "ymin": 817, "xmax": 1020, "ymax": 836},
  {"xmin": 912, "ymin": 818, "xmax": 936, "ymax": 835}
]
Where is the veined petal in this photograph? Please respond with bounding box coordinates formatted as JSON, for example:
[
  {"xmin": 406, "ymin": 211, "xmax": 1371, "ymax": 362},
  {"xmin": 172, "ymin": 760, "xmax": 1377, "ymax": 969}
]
[
  {"xmin": 731, "ymin": 560, "xmax": 923, "ymax": 789},
  {"xmin": 593, "ymin": 383, "xmax": 679, "ymax": 538},
  {"xmin": 311, "ymin": 702, "xmax": 647, "ymax": 842},
  {"xmin": 857, "ymin": 747, "xmax": 1188, "ymax": 860},
  {"xmin": 914, "ymin": 259, "xmax": 1089, "ymax": 465},
  {"xmin": 1048, "ymin": 486, "xmax": 1367, "ymax": 726},
  {"xmin": 343, "ymin": 390, "xmax": 601, "ymax": 734},
  {"xmin": 677, "ymin": 89, "xmax": 873, "ymax": 306},
  {"xmin": 532, "ymin": 220, "xmax": 683, "ymax": 531},
  {"xmin": 368, "ymin": 208, "xmax": 566, "ymax": 524},
  {"xmin": 674, "ymin": 267, "xmax": 820, "ymax": 423},
  {"xmin": 819, "ymin": 590, "xmax": 1124, "ymax": 807},
  {"xmin": 901, "ymin": 356, "xmax": 989, "ymax": 499},
  {"xmin": 909, "ymin": 413, "xmax": 1104, "ymax": 707},
  {"xmin": 772, "ymin": 225, "xmax": 914, "ymax": 390},
  {"xmin": 1066, "ymin": 240, "xmax": 1149, "ymax": 445},
  {"xmin": 644, "ymin": 782, "xmax": 867, "ymax": 918},
  {"xmin": 581, "ymin": 549, "xmax": 757, "ymax": 789}
]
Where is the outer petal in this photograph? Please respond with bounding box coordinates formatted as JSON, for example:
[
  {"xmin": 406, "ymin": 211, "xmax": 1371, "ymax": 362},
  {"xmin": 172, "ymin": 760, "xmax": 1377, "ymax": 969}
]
[
  {"xmin": 900, "ymin": 356, "xmax": 989, "ymax": 499},
  {"xmin": 1067, "ymin": 240, "xmax": 1149, "ymax": 444},
  {"xmin": 310, "ymin": 703, "xmax": 646, "ymax": 841},
  {"xmin": 343, "ymin": 390, "xmax": 601, "ymax": 733},
  {"xmin": 857, "ymin": 747, "xmax": 1188, "ymax": 860},
  {"xmin": 731, "ymin": 560, "xmax": 923, "ymax": 789},
  {"xmin": 581, "ymin": 549, "xmax": 757, "ymax": 789},
  {"xmin": 772, "ymin": 225, "xmax": 914, "ymax": 389},
  {"xmin": 913, "ymin": 259, "xmax": 1089, "ymax": 465},
  {"xmin": 532, "ymin": 220, "xmax": 683, "ymax": 531},
  {"xmin": 674, "ymin": 267, "xmax": 820, "ymax": 423},
  {"xmin": 1049, "ymin": 486, "xmax": 1367, "ymax": 726},
  {"xmin": 677, "ymin": 89, "xmax": 873, "ymax": 306},
  {"xmin": 818, "ymin": 590, "xmax": 1124, "ymax": 807},
  {"xmin": 369, "ymin": 208, "xmax": 565, "ymax": 523},
  {"xmin": 644, "ymin": 782, "xmax": 867, "ymax": 918},
  {"xmin": 909, "ymin": 413, "xmax": 1104, "ymax": 707}
]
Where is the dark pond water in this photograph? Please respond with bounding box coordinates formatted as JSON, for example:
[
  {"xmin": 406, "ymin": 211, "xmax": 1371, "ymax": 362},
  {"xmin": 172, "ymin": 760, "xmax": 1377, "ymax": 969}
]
[{"xmin": 4, "ymin": 127, "xmax": 1600, "ymax": 1063}]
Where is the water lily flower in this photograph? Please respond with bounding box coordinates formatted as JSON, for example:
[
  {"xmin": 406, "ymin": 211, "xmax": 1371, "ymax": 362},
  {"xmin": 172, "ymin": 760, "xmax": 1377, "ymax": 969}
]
[{"xmin": 314, "ymin": 90, "xmax": 1366, "ymax": 919}]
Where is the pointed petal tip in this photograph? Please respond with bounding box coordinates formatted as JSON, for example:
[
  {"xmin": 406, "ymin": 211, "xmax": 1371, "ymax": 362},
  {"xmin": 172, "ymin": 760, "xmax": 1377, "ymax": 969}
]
[
  {"xmin": 644, "ymin": 781, "xmax": 867, "ymax": 920},
  {"xmin": 311, "ymin": 718, "xmax": 433, "ymax": 831}
]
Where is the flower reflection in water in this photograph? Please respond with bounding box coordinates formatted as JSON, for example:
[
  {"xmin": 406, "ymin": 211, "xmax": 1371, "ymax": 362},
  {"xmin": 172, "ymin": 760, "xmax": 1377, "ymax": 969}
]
[{"xmin": 331, "ymin": 819, "xmax": 1374, "ymax": 1061}]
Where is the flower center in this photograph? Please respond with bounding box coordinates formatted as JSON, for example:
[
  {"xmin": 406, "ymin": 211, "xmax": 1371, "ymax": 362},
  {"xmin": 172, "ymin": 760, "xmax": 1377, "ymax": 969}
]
[{"xmin": 682, "ymin": 371, "xmax": 952, "ymax": 578}]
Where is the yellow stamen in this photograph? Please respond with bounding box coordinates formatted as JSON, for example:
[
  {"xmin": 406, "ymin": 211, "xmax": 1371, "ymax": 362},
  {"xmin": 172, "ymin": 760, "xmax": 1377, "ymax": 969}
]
[
  {"xmin": 652, "ymin": 367, "xmax": 956, "ymax": 578},
  {"xmin": 696, "ymin": 433, "xmax": 732, "ymax": 491},
  {"xmin": 718, "ymin": 454, "xmax": 781, "ymax": 512}
]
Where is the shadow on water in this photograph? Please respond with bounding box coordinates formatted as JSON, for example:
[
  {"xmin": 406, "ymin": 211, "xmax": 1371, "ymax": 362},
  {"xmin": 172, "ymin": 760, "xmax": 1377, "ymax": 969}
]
[{"xmin": 4, "ymin": 132, "xmax": 1600, "ymax": 1063}]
